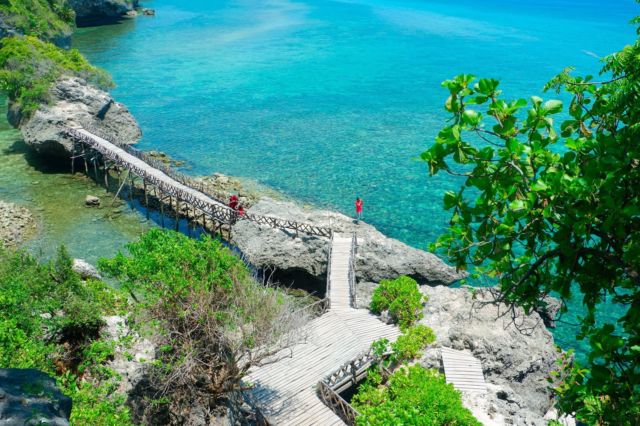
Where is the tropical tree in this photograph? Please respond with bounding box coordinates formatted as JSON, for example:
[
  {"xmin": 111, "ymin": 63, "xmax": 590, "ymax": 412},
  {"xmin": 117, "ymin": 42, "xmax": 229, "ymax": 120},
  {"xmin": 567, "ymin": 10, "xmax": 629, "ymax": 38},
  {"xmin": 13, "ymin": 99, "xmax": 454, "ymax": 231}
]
[{"xmin": 421, "ymin": 15, "xmax": 640, "ymax": 426}]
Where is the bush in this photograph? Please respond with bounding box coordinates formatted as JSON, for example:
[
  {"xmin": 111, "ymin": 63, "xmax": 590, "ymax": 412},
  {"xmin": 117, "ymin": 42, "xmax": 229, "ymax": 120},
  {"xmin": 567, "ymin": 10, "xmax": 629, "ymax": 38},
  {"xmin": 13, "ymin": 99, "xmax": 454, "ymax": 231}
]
[
  {"xmin": 0, "ymin": 35, "xmax": 113, "ymax": 115},
  {"xmin": 391, "ymin": 324, "xmax": 436, "ymax": 361},
  {"xmin": 99, "ymin": 229, "xmax": 309, "ymax": 421},
  {"xmin": 369, "ymin": 275, "xmax": 425, "ymax": 329},
  {"xmin": 0, "ymin": 0, "xmax": 75, "ymax": 43},
  {"xmin": 352, "ymin": 365, "xmax": 481, "ymax": 426},
  {"xmin": 0, "ymin": 246, "xmax": 132, "ymax": 425}
]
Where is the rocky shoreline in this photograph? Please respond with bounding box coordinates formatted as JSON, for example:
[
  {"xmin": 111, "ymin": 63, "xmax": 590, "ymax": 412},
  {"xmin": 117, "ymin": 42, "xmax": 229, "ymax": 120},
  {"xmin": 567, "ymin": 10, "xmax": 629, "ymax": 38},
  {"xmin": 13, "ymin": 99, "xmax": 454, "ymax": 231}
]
[
  {"xmin": 0, "ymin": 4, "xmax": 567, "ymax": 425},
  {"xmin": 0, "ymin": 200, "xmax": 36, "ymax": 247}
]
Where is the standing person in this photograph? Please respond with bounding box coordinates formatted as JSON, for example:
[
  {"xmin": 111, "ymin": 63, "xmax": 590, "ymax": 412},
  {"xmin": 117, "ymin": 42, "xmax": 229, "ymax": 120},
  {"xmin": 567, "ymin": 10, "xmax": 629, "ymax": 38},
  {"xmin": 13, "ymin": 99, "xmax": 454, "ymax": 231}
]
[
  {"xmin": 355, "ymin": 197, "xmax": 363, "ymax": 223},
  {"xmin": 229, "ymin": 194, "xmax": 239, "ymax": 210},
  {"xmin": 237, "ymin": 205, "xmax": 245, "ymax": 217}
]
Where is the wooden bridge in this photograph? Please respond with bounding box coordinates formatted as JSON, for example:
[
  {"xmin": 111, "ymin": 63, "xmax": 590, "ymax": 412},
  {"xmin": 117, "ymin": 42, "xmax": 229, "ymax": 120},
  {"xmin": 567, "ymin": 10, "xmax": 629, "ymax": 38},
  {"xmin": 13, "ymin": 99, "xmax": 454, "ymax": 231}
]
[
  {"xmin": 246, "ymin": 234, "xmax": 401, "ymax": 425},
  {"xmin": 64, "ymin": 125, "xmax": 332, "ymax": 237},
  {"xmin": 65, "ymin": 126, "xmax": 405, "ymax": 424}
]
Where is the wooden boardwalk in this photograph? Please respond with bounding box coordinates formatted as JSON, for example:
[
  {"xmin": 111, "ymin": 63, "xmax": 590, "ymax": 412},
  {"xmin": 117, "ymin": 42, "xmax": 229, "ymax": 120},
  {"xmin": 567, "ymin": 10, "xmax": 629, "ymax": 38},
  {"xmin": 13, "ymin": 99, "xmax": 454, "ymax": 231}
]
[
  {"xmin": 441, "ymin": 347, "xmax": 486, "ymax": 393},
  {"xmin": 246, "ymin": 234, "xmax": 401, "ymax": 425},
  {"xmin": 65, "ymin": 126, "xmax": 332, "ymax": 237}
]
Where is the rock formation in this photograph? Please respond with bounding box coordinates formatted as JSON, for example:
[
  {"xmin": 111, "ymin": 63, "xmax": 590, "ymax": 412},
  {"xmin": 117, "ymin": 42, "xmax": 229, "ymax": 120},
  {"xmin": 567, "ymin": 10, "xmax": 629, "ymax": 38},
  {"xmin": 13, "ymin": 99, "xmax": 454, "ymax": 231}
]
[
  {"xmin": 72, "ymin": 258, "xmax": 102, "ymax": 279},
  {"xmin": 68, "ymin": 0, "xmax": 138, "ymax": 25},
  {"xmin": 416, "ymin": 286, "xmax": 560, "ymax": 425},
  {"xmin": 14, "ymin": 77, "xmax": 141, "ymax": 158},
  {"xmin": 0, "ymin": 369, "xmax": 72, "ymax": 425},
  {"xmin": 232, "ymin": 197, "xmax": 464, "ymax": 290}
]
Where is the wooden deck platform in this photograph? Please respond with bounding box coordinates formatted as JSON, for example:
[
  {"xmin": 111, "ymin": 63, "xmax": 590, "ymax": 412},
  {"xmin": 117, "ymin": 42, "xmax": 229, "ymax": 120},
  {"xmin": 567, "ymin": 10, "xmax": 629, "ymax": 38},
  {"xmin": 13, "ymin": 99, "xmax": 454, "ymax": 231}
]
[
  {"xmin": 441, "ymin": 347, "xmax": 486, "ymax": 394},
  {"xmin": 246, "ymin": 234, "xmax": 401, "ymax": 425}
]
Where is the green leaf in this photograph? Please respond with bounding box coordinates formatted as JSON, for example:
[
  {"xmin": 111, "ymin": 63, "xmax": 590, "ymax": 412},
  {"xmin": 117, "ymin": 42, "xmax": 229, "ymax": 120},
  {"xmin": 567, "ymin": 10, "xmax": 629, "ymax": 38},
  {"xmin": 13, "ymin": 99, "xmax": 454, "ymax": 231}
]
[{"xmin": 542, "ymin": 99, "xmax": 563, "ymax": 114}]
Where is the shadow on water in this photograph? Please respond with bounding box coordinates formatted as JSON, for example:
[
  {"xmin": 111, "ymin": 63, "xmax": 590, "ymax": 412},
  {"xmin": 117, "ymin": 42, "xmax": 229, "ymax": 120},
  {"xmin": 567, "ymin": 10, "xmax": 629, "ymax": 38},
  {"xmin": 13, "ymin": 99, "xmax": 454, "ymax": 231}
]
[{"xmin": 4, "ymin": 140, "xmax": 71, "ymax": 174}]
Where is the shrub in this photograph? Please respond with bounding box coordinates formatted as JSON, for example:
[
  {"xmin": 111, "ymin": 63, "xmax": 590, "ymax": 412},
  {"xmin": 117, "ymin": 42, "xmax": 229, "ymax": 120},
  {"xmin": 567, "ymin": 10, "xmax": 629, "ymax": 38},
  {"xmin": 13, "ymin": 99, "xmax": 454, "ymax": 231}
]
[
  {"xmin": 0, "ymin": 35, "xmax": 113, "ymax": 115},
  {"xmin": 369, "ymin": 275, "xmax": 425, "ymax": 329},
  {"xmin": 99, "ymin": 229, "xmax": 309, "ymax": 421},
  {"xmin": 0, "ymin": 246, "xmax": 133, "ymax": 425},
  {"xmin": 391, "ymin": 324, "xmax": 436, "ymax": 361},
  {"xmin": 352, "ymin": 365, "xmax": 481, "ymax": 426},
  {"xmin": 0, "ymin": 0, "xmax": 75, "ymax": 43}
]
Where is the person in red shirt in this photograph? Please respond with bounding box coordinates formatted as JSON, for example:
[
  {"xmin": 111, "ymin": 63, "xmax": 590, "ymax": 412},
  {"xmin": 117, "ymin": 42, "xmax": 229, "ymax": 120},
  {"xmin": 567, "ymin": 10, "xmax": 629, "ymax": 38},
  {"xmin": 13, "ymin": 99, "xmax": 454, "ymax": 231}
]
[
  {"xmin": 229, "ymin": 194, "xmax": 239, "ymax": 210},
  {"xmin": 355, "ymin": 197, "xmax": 363, "ymax": 223},
  {"xmin": 237, "ymin": 205, "xmax": 245, "ymax": 217}
]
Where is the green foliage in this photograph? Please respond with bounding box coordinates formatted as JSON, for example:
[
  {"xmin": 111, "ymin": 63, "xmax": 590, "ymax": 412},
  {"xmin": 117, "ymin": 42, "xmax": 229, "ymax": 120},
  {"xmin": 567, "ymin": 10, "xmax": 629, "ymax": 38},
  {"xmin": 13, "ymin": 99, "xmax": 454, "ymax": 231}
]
[
  {"xmin": 421, "ymin": 15, "xmax": 640, "ymax": 425},
  {"xmin": 0, "ymin": 35, "xmax": 113, "ymax": 114},
  {"xmin": 62, "ymin": 374, "xmax": 133, "ymax": 426},
  {"xmin": 369, "ymin": 275, "xmax": 425, "ymax": 329},
  {"xmin": 0, "ymin": 246, "xmax": 133, "ymax": 425},
  {"xmin": 99, "ymin": 229, "xmax": 306, "ymax": 419},
  {"xmin": 352, "ymin": 365, "xmax": 481, "ymax": 426},
  {"xmin": 390, "ymin": 324, "xmax": 436, "ymax": 361},
  {"xmin": 0, "ymin": 0, "xmax": 75, "ymax": 43}
]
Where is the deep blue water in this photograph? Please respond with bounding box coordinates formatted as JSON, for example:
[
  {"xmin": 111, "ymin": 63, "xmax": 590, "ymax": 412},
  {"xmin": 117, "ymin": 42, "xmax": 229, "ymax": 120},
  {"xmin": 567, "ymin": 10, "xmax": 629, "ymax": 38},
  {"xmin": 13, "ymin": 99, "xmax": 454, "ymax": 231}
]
[{"xmin": 72, "ymin": 0, "xmax": 639, "ymax": 359}]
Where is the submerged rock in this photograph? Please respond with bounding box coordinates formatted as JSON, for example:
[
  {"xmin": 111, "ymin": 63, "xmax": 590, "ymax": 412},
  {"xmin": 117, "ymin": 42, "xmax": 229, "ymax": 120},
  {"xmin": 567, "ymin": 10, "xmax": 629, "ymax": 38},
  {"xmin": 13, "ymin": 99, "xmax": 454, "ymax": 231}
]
[
  {"xmin": 0, "ymin": 369, "xmax": 72, "ymax": 426},
  {"xmin": 0, "ymin": 200, "xmax": 36, "ymax": 247},
  {"xmin": 418, "ymin": 286, "xmax": 560, "ymax": 425},
  {"xmin": 15, "ymin": 77, "xmax": 141, "ymax": 158},
  {"xmin": 68, "ymin": 0, "xmax": 138, "ymax": 25},
  {"xmin": 232, "ymin": 197, "xmax": 464, "ymax": 288},
  {"xmin": 85, "ymin": 195, "xmax": 101, "ymax": 207}
]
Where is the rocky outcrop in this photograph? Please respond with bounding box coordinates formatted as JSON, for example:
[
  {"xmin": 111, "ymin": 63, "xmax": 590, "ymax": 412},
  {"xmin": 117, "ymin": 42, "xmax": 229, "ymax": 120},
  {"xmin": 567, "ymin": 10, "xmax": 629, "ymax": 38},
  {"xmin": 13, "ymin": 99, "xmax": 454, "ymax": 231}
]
[
  {"xmin": 0, "ymin": 200, "xmax": 36, "ymax": 247},
  {"xmin": 232, "ymin": 197, "xmax": 464, "ymax": 289},
  {"xmin": 15, "ymin": 77, "xmax": 141, "ymax": 157},
  {"xmin": 102, "ymin": 316, "xmax": 154, "ymax": 394},
  {"xmin": 72, "ymin": 258, "xmax": 102, "ymax": 279},
  {"xmin": 417, "ymin": 286, "xmax": 560, "ymax": 425},
  {"xmin": 68, "ymin": 0, "xmax": 138, "ymax": 25},
  {"xmin": 0, "ymin": 369, "xmax": 72, "ymax": 425}
]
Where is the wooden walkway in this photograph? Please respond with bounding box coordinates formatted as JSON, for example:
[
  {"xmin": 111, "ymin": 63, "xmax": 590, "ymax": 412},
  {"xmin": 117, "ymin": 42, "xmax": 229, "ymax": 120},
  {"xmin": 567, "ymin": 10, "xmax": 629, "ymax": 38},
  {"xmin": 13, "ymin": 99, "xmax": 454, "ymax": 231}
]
[
  {"xmin": 65, "ymin": 126, "xmax": 332, "ymax": 237},
  {"xmin": 246, "ymin": 234, "xmax": 401, "ymax": 425},
  {"xmin": 441, "ymin": 347, "xmax": 486, "ymax": 393}
]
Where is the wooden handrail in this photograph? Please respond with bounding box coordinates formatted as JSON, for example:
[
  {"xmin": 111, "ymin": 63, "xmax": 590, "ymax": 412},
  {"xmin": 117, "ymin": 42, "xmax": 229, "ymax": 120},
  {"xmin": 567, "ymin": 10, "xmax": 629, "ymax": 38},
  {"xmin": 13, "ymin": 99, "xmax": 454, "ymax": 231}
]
[{"xmin": 64, "ymin": 125, "xmax": 333, "ymax": 237}]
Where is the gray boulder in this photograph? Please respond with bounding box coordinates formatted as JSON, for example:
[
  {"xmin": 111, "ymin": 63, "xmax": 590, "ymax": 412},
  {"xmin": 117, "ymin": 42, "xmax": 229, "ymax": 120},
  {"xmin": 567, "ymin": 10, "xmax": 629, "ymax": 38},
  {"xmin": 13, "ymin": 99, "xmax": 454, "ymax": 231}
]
[
  {"xmin": 72, "ymin": 258, "xmax": 102, "ymax": 280},
  {"xmin": 68, "ymin": 0, "xmax": 138, "ymax": 24},
  {"xmin": 0, "ymin": 369, "xmax": 72, "ymax": 426},
  {"xmin": 232, "ymin": 197, "xmax": 464, "ymax": 287},
  {"xmin": 15, "ymin": 77, "xmax": 141, "ymax": 157},
  {"xmin": 418, "ymin": 286, "xmax": 560, "ymax": 425}
]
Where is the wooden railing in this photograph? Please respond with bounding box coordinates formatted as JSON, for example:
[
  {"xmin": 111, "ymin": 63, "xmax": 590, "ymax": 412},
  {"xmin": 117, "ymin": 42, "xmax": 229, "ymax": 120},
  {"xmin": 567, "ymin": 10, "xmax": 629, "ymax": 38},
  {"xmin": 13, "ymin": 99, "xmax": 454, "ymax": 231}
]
[
  {"xmin": 348, "ymin": 232, "xmax": 358, "ymax": 307},
  {"xmin": 318, "ymin": 381, "xmax": 360, "ymax": 425},
  {"xmin": 64, "ymin": 125, "xmax": 332, "ymax": 237},
  {"xmin": 317, "ymin": 350, "xmax": 376, "ymax": 425}
]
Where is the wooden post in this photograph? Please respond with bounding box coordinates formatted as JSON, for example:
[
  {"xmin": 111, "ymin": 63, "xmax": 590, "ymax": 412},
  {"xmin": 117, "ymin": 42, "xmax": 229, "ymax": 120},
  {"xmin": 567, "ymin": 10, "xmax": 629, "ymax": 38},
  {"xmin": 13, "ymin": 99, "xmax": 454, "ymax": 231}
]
[
  {"xmin": 175, "ymin": 198, "xmax": 180, "ymax": 231},
  {"xmin": 82, "ymin": 146, "xmax": 88, "ymax": 174},
  {"xmin": 143, "ymin": 179, "xmax": 149, "ymax": 220},
  {"xmin": 128, "ymin": 175, "xmax": 134, "ymax": 209},
  {"xmin": 70, "ymin": 142, "xmax": 75, "ymax": 174},
  {"xmin": 93, "ymin": 157, "xmax": 98, "ymax": 180},
  {"xmin": 160, "ymin": 193, "xmax": 165, "ymax": 228},
  {"xmin": 103, "ymin": 164, "xmax": 109, "ymax": 189}
]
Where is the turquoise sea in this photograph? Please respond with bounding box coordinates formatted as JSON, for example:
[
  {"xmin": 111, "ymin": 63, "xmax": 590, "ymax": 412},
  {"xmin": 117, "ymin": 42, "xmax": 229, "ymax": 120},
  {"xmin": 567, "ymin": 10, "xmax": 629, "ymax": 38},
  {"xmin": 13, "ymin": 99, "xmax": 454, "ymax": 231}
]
[{"xmin": 70, "ymin": 0, "xmax": 637, "ymax": 359}]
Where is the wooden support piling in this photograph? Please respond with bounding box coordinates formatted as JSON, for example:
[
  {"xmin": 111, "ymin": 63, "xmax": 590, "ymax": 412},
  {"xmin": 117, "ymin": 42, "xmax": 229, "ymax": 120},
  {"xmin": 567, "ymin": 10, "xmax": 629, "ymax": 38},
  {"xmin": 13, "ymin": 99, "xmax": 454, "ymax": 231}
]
[
  {"xmin": 143, "ymin": 179, "xmax": 149, "ymax": 220},
  {"xmin": 82, "ymin": 146, "xmax": 89, "ymax": 174},
  {"xmin": 175, "ymin": 198, "xmax": 180, "ymax": 231}
]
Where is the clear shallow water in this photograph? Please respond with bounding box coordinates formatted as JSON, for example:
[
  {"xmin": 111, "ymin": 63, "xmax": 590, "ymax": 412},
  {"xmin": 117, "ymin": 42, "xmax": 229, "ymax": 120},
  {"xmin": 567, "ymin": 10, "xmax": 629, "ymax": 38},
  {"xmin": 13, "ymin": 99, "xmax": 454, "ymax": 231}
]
[
  {"xmin": 69, "ymin": 0, "xmax": 637, "ymax": 359},
  {"xmin": 0, "ymin": 97, "xmax": 150, "ymax": 264}
]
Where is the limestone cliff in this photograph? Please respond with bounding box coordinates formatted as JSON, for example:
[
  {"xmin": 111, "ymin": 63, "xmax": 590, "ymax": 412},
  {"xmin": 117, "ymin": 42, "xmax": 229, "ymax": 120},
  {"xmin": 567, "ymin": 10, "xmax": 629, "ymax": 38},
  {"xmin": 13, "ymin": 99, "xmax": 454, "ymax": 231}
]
[{"xmin": 14, "ymin": 77, "xmax": 141, "ymax": 157}]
